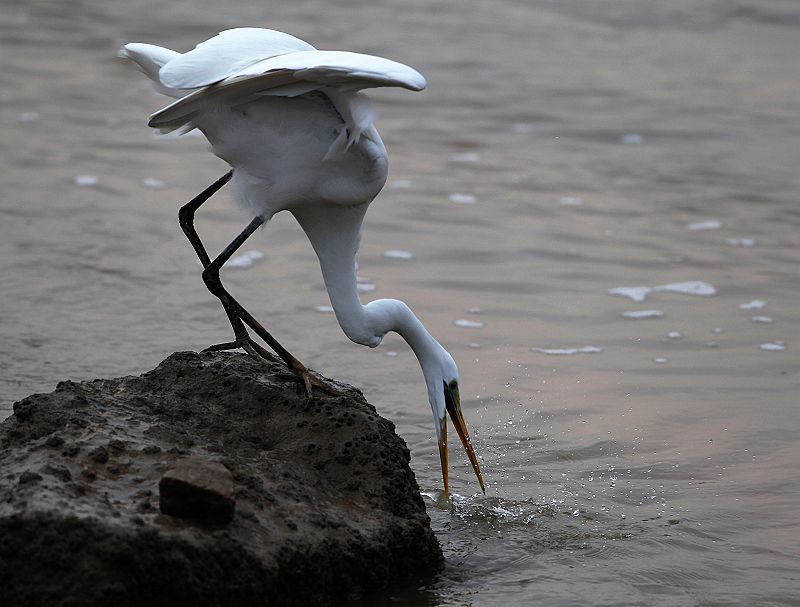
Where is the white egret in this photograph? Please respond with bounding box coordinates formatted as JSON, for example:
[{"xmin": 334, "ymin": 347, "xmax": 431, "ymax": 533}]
[{"xmin": 121, "ymin": 28, "xmax": 484, "ymax": 496}]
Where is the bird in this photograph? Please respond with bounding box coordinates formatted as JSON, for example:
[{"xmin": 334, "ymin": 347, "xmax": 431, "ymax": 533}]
[{"xmin": 121, "ymin": 27, "xmax": 484, "ymax": 496}]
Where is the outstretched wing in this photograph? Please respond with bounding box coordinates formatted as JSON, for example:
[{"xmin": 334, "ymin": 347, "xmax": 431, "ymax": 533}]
[
  {"xmin": 158, "ymin": 28, "xmax": 316, "ymax": 89},
  {"xmin": 149, "ymin": 50, "xmax": 426, "ymax": 131}
]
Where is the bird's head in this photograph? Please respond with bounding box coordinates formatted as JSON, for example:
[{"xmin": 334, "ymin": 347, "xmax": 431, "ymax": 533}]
[{"xmin": 423, "ymin": 348, "xmax": 486, "ymax": 497}]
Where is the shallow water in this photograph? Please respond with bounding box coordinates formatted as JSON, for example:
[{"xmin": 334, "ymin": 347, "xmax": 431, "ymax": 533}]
[{"xmin": 2, "ymin": 0, "xmax": 799, "ymax": 604}]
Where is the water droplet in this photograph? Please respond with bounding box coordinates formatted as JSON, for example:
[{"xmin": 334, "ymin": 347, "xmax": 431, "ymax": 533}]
[
  {"xmin": 17, "ymin": 111, "xmax": 40, "ymax": 123},
  {"xmin": 142, "ymin": 177, "xmax": 166, "ymax": 189},
  {"xmin": 622, "ymin": 310, "xmax": 664, "ymax": 320},
  {"xmin": 74, "ymin": 175, "xmax": 98, "ymax": 187},
  {"xmin": 449, "ymin": 193, "xmax": 476, "ymax": 204},
  {"xmin": 531, "ymin": 346, "xmax": 603, "ymax": 355},
  {"xmin": 383, "ymin": 249, "xmax": 413, "ymax": 260},
  {"xmin": 653, "ymin": 281, "xmax": 716, "ymax": 296},
  {"xmin": 608, "ymin": 286, "xmax": 651, "ymax": 302},
  {"xmin": 450, "ymin": 152, "xmax": 481, "ymax": 163},
  {"xmin": 226, "ymin": 250, "xmax": 264, "ymax": 269},
  {"xmin": 739, "ymin": 300, "xmax": 766, "ymax": 310},
  {"xmin": 454, "ymin": 319, "xmax": 484, "ymax": 328},
  {"xmin": 621, "ymin": 133, "xmax": 643, "ymax": 144},
  {"xmin": 726, "ymin": 237, "xmax": 756, "ymax": 247},
  {"xmin": 688, "ymin": 220, "xmax": 721, "ymax": 231}
]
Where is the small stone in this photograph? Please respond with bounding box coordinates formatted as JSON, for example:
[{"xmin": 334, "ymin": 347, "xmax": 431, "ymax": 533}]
[
  {"xmin": 142, "ymin": 445, "xmax": 161, "ymax": 455},
  {"xmin": 88, "ymin": 446, "xmax": 109, "ymax": 464},
  {"xmin": 159, "ymin": 458, "xmax": 235, "ymax": 524},
  {"xmin": 18, "ymin": 471, "xmax": 43, "ymax": 485},
  {"xmin": 108, "ymin": 439, "xmax": 126, "ymax": 452}
]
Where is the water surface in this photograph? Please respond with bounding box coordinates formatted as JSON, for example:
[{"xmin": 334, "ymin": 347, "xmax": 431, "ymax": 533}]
[{"xmin": 1, "ymin": 1, "xmax": 798, "ymax": 604}]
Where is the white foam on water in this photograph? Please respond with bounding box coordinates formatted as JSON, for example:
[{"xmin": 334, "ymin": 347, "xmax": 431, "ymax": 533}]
[
  {"xmin": 468, "ymin": 307, "xmax": 482, "ymax": 314},
  {"xmin": 226, "ymin": 250, "xmax": 264, "ymax": 269},
  {"xmin": 531, "ymin": 346, "xmax": 603, "ymax": 355},
  {"xmin": 454, "ymin": 319, "xmax": 484, "ymax": 328},
  {"xmin": 467, "ymin": 342, "xmax": 481, "ymax": 349},
  {"xmin": 751, "ymin": 316, "xmax": 774, "ymax": 324},
  {"xmin": 385, "ymin": 351, "xmax": 398, "ymax": 357},
  {"xmin": 608, "ymin": 286, "xmax": 652, "ymax": 302},
  {"xmin": 74, "ymin": 175, "xmax": 98, "ymax": 187},
  {"xmin": 739, "ymin": 300, "xmax": 766, "ymax": 310},
  {"xmin": 666, "ymin": 331, "xmax": 683, "ymax": 339},
  {"xmin": 760, "ymin": 342, "xmax": 786, "ymax": 352},
  {"xmin": 451, "ymin": 152, "xmax": 481, "ymax": 163},
  {"xmin": 559, "ymin": 196, "xmax": 584, "ymax": 207},
  {"xmin": 688, "ymin": 220, "xmax": 722, "ymax": 231},
  {"xmin": 511, "ymin": 123, "xmax": 535, "ymax": 134},
  {"xmin": 727, "ymin": 237, "xmax": 756, "ymax": 247},
  {"xmin": 653, "ymin": 281, "xmax": 717, "ymax": 296},
  {"xmin": 654, "ymin": 357, "xmax": 668, "ymax": 364},
  {"xmin": 17, "ymin": 111, "xmax": 40, "ymax": 123},
  {"xmin": 621, "ymin": 133, "xmax": 644, "ymax": 144},
  {"xmin": 357, "ymin": 282, "xmax": 376, "ymax": 293},
  {"xmin": 142, "ymin": 178, "xmax": 166, "ymax": 189},
  {"xmin": 388, "ymin": 179, "xmax": 412, "ymax": 190},
  {"xmin": 383, "ymin": 250, "xmax": 413, "ymax": 260},
  {"xmin": 449, "ymin": 193, "xmax": 477, "ymax": 204},
  {"xmin": 314, "ymin": 305, "xmax": 334, "ymax": 313},
  {"xmin": 712, "ymin": 327, "xmax": 725, "ymax": 334},
  {"xmin": 622, "ymin": 310, "xmax": 665, "ymax": 319}
]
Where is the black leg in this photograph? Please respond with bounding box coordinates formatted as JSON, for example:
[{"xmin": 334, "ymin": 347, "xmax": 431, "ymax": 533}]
[
  {"xmin": 200, "ymin": 217, "xmax": 335, "ymax": 395},
  {"xmin": 177, "ymin": 173, "xmax": 336, "ymax": 395},
  {"xmin": 178, "ymin": 171, "xmax": 253, "ymax": 346}
]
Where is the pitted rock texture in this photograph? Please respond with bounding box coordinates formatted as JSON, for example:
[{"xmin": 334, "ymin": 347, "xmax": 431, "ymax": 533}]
[{"xmin": 0, "ymin": 351, "xmax": 442, "ymax": 607}]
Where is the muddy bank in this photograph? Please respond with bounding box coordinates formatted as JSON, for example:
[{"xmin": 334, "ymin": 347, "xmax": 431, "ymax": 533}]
[{"xmin": 0, "ymin": 351, "xmax": 442, "ymax": 606}]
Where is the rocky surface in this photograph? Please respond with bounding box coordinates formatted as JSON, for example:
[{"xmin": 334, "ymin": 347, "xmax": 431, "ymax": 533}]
[{"xmin": 0, "ymin": 351, "xmax": 442, "ymax": 606}]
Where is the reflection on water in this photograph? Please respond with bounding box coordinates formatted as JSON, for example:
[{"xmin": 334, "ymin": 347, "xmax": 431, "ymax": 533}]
[{"xmin": 2, "ymin": 0, "xmax": 799, "ymax": 605}]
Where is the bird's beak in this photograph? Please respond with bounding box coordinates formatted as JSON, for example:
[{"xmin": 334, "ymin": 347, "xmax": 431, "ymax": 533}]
[{"xmin": 438, "ymin": 380, "xmax": 486, "ymax": 496}]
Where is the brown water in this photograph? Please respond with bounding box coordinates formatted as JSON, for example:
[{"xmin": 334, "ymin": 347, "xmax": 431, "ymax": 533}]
[{"xmin": 2, "ymin": 1, "xmax": 799, "ymax": 604}]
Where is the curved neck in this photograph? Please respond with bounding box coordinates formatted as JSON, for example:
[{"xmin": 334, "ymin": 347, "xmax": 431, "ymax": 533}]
[{"xmin": 293, "ymin": 204, "xmax": 441, "ymax": 363}]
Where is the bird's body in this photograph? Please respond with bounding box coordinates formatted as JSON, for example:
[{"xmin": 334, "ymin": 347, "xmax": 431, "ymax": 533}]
[{"xmin": 122, "ymin": 28, "xmax": 484, "ymax": 496}]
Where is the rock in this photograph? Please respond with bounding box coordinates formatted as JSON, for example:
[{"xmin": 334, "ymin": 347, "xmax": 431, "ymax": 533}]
[
  {"xmin": 0, "ymin": 351, "xmax": 441, "ymax": 606},
  {"xmin": 159, "ymin": 458, "xmax": 235, "ymax": 523}
]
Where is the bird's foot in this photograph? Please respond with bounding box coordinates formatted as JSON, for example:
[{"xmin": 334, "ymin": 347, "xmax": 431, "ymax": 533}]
[
  {"xmin": 203, "ymin": 338, "xmax": 279, "ymax": 364},
  {"xmin": 204, "ymin": 338, "xmax": 339, "ymax": 398},
  {"xmin": 286, "ymin": 358, "xmax": 341, "ymax": 398}
]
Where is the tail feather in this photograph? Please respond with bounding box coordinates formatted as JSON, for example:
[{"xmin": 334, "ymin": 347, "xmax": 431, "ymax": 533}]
[{"xmin": 120, "ymin": 43, "xmax": 186, "ymax": 98}]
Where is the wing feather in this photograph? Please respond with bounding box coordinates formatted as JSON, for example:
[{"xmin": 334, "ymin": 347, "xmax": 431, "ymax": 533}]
[
  {"xmin": 149, "ymin": 50, "xmax": 426, "ymax": 130},
  {"xmin": 159, "ymin": 28, "xmax": 315, "ymax": 89}
]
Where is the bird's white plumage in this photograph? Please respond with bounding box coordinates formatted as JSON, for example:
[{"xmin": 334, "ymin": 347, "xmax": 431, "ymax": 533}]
[
  {"xmin": 159, "ymin": 28, "xmax": 316, "ymax": 89},
  {"xmin": 122, "ymin": 28, "xmax": 483, "ymax": 496}
]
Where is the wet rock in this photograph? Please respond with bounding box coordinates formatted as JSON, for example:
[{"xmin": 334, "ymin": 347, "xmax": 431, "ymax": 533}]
[
  {"xmin": 0, "ymin": 351, "xmax": 441, "ymax": 606},
  {"xmin": 18, "ymin": 471, "xmax": 42, "ymax": 485},
  {"xmin": 159, "ymin": 458, "xmax": 235, "ymax": 523},
  {"xmin": 87, "ymin": 445, "xmax": 108, "ymax": 464}
]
